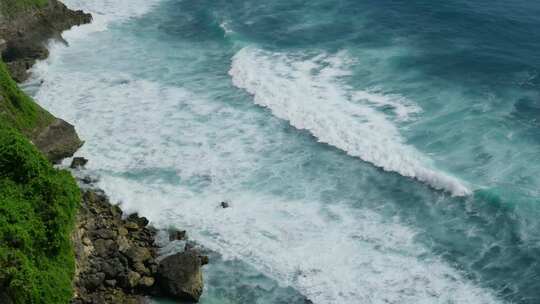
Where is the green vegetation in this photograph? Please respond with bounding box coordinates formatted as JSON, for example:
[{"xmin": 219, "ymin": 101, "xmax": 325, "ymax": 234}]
[
  {"xmin": 0, "ymin": 0, "xmax": 49, "ymax": 18},
  {"xmin": 0, "ymin": 61, "xmax": 54, "ymax": 137},
  {"xmin": 0, "ymin": 59, "xmax": 80, "ymax": 303}
]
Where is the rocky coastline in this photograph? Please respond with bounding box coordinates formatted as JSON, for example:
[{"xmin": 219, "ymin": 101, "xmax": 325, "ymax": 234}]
[
  {"xmin": 1, "ymin": 1, "xmax": 208, "ymax": 303},
  {"xmin": 71, "ymin": 177, "xmax": 207, "ymax": 304}
]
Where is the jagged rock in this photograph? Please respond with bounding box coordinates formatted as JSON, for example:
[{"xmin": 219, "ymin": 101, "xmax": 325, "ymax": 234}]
[
  {"xmin": 32, "ymin": 118, "xmax": 83, "ymax": 163},
  {"xmin": 200, "ymin": 255, "xmax": 209, "ymax": 266},
  {"xmin": 127, "ymin": 213, "xmax": 149, "ymax": 227},
  {"xmin": 157, "ymin": 250, "xmax": 205, "ymax": 302},
  {"xmin": 70, "ymin": 157, "xmax": 88, "ymax": 169},
  {"xmin": 72, "ymin": 188, "xmax": 207, "ymax": 303},
  {"xmin": 0, "ymin": 0, "xmax": 92, "ymax": 82}
]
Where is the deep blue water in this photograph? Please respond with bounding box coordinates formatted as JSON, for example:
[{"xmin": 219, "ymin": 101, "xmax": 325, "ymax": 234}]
[{"xmin": 29, "ymin": 0, "xmax": 540, "ymax": 303}]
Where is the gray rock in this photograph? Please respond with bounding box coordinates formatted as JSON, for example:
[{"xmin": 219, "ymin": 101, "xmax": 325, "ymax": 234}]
[
  {"xmin": 157, "ymin": 250, "xmax": 204, "ymax": 302},
  {"xmin": 32, "ymin": 118, "xmax": 83, "ymax": 163}
]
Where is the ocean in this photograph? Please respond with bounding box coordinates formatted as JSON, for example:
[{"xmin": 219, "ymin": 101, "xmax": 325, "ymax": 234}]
[{"xmin": 25, "ymin": 0, "xmax": 540, "ymax": 303}]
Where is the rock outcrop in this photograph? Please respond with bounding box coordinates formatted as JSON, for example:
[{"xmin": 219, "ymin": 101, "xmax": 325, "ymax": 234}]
[
  {"xmin": 71, "ymin": 187, "xmax": 208, "ymax": 303},
  {"xmin": 71, "ymin": 189, "xmax": 157, "ymax": 304},
  {"xmin": 32, "ymin": 118, "xmax": 83, "ymax": 163},
  {"xmin": 157, "ymin": 251, "xmax": 205, "ymax": 302},
  {"xmin": 0, "ymin": 0, "xmax": 92, "ymax": 81}
]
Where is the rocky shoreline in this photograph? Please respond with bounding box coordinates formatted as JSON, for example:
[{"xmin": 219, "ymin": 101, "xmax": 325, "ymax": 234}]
[
  {"xmin": 71, "ymin": 175, "xmax": 207, "ymax": 304},
  {"xmin": 1, "ymin": 2, "xmax": 208, "ymax": 303}
]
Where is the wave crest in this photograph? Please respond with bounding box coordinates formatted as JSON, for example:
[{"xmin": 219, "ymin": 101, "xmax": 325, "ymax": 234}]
[{"xmin": 229, "ymin": 47, "xmax": 470, "ymax": 196}]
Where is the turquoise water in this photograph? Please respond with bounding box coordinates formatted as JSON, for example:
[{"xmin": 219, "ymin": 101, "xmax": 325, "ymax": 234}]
[{"xmin": 28, "ymin": 0, "xmax": 540, "ymax": 303}]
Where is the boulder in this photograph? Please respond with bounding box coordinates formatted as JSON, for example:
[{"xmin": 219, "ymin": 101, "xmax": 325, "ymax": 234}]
[
  {"xmin": 157, "ymin": 250, "xmax": 204, "ymax": 302},
  {"xmin": 32, "ymin": 118, "xmax": 83, "ymax": 163}
]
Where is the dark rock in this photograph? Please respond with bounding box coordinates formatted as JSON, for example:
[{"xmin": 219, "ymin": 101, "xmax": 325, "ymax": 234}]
[
  {"xmin": 105, "ymin": 280, "xmax": 117, "ymax": 287},
  {"xmin": 0, "ymin": 0, "xmax": 92, "ymax": 82},
  {"xmin": 72, "ymin": 189, "xmax": 207, "ymax": 303},
  {"xmin": 94, "ymin": 239, "xmax": 117, "ymax": 257},
  {"xmin": 220, "ymin": 201, "xmax": 230, "ymax": 208},
  {"xmin": 80, "ymin": 175, "xmax": 98, "ymax": 184},
  {"xmin": 157, "ymin": 250, "xmax": 205, "ymax": 302},
  {"xmin": 32, "ymin": 118, "xmax": 83, "ymax": 163},
  {"xmin": 127, "ymin": 213, "xmax": 149, "ymax": 227},
  {"xmin": 102, "ymin": 258, "xmax": 125, "ymax": 278},
  {"xmin": 70, "ymin": 157, "xmax": 88, "ymax": 169},
  {"xmin": 199, "ymin": 255, "xmax": 209, "ymax": 266},
  {"xmin": 84, "ymin": 272, "xmax": 105, "ymax": 290},
  {"xmin": 93, "ymin": 228, "xmax": 116, "ymax": 240},
  {"xmin": 169, "ymin": 229, "xmax": 187, "ymax": 241}
]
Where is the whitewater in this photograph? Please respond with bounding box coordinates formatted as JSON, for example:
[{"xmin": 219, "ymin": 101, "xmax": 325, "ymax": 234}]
[{"xmin": 25, "ymin": 0, "xmax": 540, "ymax": 303}]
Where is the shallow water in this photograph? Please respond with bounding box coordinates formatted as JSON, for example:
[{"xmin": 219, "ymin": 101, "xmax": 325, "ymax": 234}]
[{"xmin": 28, "ymin": 0, "xmax": 540, "ymax": 303}]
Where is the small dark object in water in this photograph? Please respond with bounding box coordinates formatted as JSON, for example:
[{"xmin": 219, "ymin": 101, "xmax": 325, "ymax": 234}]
[
  {"xmin": 220, "ymin": 201, "xmax": 230, "ymax": 208},
  {"xmin": 70, "ymin": 156, "xmax": 88, "ymax": 169},
  {"xmin": 169, "ymin": 229, "xmax": 187, "ymax": 241}
]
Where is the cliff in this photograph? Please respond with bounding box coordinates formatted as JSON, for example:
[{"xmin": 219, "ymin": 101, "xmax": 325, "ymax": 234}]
[
  {"xmin": 0, "ymin": 1, "xmax": 87, "ymax": 303},
  {"xmin": 0, "ymin": 2, "xmax": 208, "ymax": 303}
]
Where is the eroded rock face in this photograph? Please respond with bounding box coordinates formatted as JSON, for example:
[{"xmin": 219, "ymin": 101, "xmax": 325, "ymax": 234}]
[
  {"xmin": 71, "ymin": 190, "xmax": 158, "ymax": 304},
  {"xmin": 0, "ymin": 0, "xmax": 92, "ymax": 82},
  {"xmin": 32, "ymin": 118, "xmax": 83, "ymax": 163},
  {"xmin": 157, "ymin": 251, "xmax": 205, "ymax": 302}
]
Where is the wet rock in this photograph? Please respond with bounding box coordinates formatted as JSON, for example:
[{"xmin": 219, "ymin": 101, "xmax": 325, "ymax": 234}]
[
  {"xmin": 199, "ymin": 255, "xmax": 210, "ymax": 266},
  {"xmin": 127, "ymin": 213, "xmax": 149, "ymax": 227},
  {"xmin": 169, "ymin": 229, "xmax": 187, "ymax": 241},
  {"xmin": 70, "ymin": 157, "xmax": 88, "ymax": 169},
  {"xmin": 80, "ymin": 175, "xmax": 98, "ymax": 185},
  {"xmin": 157, "ymin": 250, "xmax": 205, "ymax": 302}
]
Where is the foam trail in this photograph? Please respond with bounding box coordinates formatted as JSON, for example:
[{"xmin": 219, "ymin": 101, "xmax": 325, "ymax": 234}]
[
  {"xmin": 30, "ymin": 34, "xmax": 500, "ymax": 304},
  {"xmin": 100, "ymin": 179, "xmax": 502, "ymax": 304},
  {"xmin": 229, "ymin": 47, "xmax": 471, "ymax": 196}
]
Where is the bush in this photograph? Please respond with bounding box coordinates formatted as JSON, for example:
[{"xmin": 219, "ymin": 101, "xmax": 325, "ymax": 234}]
[{"xmin": 0, "ymin": 127, "xmax": 80, "ymax": 303}]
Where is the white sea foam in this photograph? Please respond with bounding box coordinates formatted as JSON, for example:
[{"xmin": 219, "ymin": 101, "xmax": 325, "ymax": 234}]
[
  {"xmin": 44, "ymin": 0, "xmax": 161, "ymax": 38},
  {"xmin": 99, "ymin": 178, "xmax": 501, "ymax": 304},
  {"xmin": 229, "ymin": 47, "xmax": 471, "ymax": 196},
  {"xmin": 31, "ymin": 58, "xmax": 501, "ymax": 304},
  {"xmin": 26, "ymin": 4, "xmax": 501, "ymax": 302}
]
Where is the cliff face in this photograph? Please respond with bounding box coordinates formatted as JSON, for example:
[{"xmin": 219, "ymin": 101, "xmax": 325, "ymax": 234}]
[
  {"xmin": 0, "ymin": 2, "xmax": 88, "ymax": 303},
  {"xmin": 0, "ymin": 0, "xmax": 90, "ymax": 163},
  {"xmin": 0, "ymin": 0, "xmax": 91, "ymax": 82}
]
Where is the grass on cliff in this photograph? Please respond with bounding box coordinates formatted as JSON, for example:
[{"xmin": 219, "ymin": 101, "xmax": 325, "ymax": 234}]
[
  {"xmin": 0, "ymin": 0, "xmax": 49, "ymax": 18},
  {"xmin": 0, "ymin": 61, "xmax": 54, "ymax": 137},
  {"xmin": 0, "ymin": 59, "xmax": 80, "ymax": 303}
]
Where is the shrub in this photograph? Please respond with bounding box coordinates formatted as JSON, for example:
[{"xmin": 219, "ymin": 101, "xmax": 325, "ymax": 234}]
[{"xmin": 0, "ymin": 127, "xmax": 80, "ymax": 303}]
